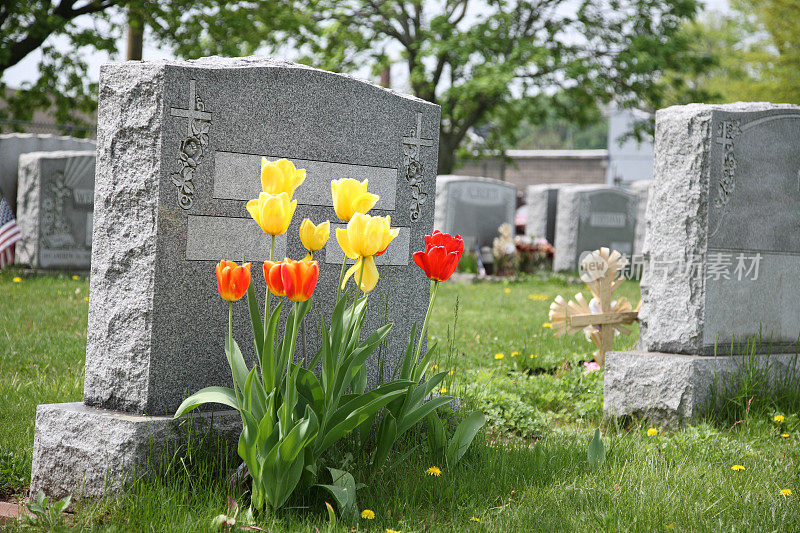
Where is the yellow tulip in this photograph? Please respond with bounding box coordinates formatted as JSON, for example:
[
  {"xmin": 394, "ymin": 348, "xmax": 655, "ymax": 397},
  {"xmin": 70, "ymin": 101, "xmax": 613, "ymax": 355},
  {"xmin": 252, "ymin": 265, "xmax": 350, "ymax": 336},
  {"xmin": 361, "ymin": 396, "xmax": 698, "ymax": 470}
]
[
  {"xmin": 246, "ymin": 192, "xmax": 297, "ymax": 236},
  {"xmin": 336, "ymin": 213, "xmax": 399, "ymax": 292},
  {"xmin": 260, "ymin": 158, "xmax": 306, "ymax": 196},
  {"xmin": 299, "ymin": 219, "xmax": 330, "ymax": 259},
  {"xmin": 331, "ymin": 178, "xmax": 379, "ymax": 222}
]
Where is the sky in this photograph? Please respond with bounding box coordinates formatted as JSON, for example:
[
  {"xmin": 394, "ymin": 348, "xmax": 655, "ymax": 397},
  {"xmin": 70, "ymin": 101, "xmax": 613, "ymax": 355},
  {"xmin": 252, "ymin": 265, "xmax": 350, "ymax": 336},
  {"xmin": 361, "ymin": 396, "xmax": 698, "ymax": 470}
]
[{"xmin": 2, "ymin": 0, "xmax": 733, "ymax": 90}]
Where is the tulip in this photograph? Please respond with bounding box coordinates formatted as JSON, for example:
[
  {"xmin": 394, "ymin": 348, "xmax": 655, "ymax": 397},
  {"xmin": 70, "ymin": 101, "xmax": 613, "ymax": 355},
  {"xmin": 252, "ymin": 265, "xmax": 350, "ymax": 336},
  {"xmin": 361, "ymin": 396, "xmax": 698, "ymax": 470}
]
[
  {"xmin": 280, "ymin": 259, "xmax": 320, "ymax": 302},
  {"xmin": 331, "ymin": 178, "xmax": 380, "ymax": 222},
  {"xmin": 246, "ymin": 192, "xmax": 297, "ymax": 235},
  {"xmin": 336, "ymin": 213, "xmax": 399, "ymax": 292},
  {"xmin": 215, "ymin": 260, "xmax": 251, "ymax": 302},
  {"xmin": 263, "ymin": 259, "xmax": 285, "ymax": 297},
  {"xmin": 260, "ymin": 158, "xmax": 306, "ymax": 196},
  {"xmin": 412, "ymin": 230, "xmax": 464, "ymax": 282},
  {"xmin": 299, "ymin": 219, "xmax": 330, "ymax": 260}
]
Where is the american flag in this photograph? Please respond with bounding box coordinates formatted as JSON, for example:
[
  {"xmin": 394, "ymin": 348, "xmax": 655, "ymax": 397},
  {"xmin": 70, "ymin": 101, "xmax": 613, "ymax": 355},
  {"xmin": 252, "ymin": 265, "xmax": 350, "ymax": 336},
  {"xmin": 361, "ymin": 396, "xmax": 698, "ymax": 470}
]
[{"xmin": 0, "ymin": 196, "xmax": 21, "ymax": 268}]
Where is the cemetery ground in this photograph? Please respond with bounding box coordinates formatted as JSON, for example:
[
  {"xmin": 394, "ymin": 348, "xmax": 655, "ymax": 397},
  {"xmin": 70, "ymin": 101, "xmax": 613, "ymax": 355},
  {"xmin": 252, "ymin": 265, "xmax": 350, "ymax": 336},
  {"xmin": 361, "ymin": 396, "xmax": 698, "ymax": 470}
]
[{"xmin": 1, "ymin": 270, "xmax": 799, "ymax": 532}]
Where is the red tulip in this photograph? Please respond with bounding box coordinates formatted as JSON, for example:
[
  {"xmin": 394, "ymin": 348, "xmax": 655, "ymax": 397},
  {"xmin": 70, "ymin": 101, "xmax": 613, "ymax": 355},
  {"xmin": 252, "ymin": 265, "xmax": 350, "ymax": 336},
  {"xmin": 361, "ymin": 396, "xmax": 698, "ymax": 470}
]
[
  {"xmin": 263, "ymin": 259, "xmax": 285, "ymax": 297},
  {"xmin": 412, "ymin": 231, "xmax": 464, "ymax": 282},
  {"xmin": 280, "ymin": 259, "xmax": 319, "ymax": 302},
  {"xmin": 216, "ymin": 260, "xmax": 251, "ymax": 301}
]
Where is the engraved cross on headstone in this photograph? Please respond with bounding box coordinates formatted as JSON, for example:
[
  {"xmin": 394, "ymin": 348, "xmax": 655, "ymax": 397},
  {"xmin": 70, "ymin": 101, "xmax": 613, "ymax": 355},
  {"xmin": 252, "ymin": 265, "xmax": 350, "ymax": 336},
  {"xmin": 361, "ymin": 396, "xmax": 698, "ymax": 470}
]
[
  {"xmin": 170, "ymin": 80, "xmax": 212, "ymax": 136},
  {"xmin": 403, "ymin": 112, "xmax": 435, "ymax": 159}
]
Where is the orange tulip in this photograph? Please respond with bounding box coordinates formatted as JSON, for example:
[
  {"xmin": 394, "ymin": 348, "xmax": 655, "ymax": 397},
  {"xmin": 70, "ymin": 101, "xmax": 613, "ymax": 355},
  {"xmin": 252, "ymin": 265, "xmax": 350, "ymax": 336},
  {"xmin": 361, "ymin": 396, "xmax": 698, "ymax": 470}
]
[
  {"xmin": 216, "ymin": 260, "xmax": 251, "ymax": 301},
  {"xmin": 281, "ymin": 259, "xmax": 319, "ymax": 302},
  {"xmin": 263, "ymin": 259, "xmax": 285, "ymax": 297}
]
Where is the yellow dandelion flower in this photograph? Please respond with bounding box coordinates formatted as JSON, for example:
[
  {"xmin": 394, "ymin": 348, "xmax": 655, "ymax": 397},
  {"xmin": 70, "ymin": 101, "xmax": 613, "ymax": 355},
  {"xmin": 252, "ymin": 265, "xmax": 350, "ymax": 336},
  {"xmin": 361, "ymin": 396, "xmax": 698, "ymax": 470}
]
[
  {"xmin": 781, "ymin": 488, "xmax": 792, "ymax": 496},
  {"xmin": 511, "ymin": 351, "xmax": 519, "ymax": 357},
  {"xmin": 448, "ymin": 370, "xmax": 455, "ymax": 376},
  {"xmin": 72, "ymin": 275, "xmax": 80, "ymax": 280},
  {"xmin": 494, "ymin": 353, "xmax": 504, "ymax": 360},
  {"xmin": 426, "ymin": 466, "xmax": 442, "ymax": 477},
  {"xmin": 665, "ymin": 525, "xmax": 674, "ymax": 530},
  {"xmin": 647, "ymin": 428, "xmax": 658, "ymax": 437},
  {"xmin": 774, "ymin": 415, "xmax": 785, "ymax": 423},
  {"xmin": 731, "ymin": 465, "xmax": 745, "ymax": 471},
  {"xmin": 543, "ymin": 322, "xmax": 551, "ymax": 328},
  {"xmin": 504, "ymin": 287, "xmax": 511, "ymax": 294},
  {"xmin": 781, "ymin": 433, "xmax": 790, "ymax": 438},
  {"xmin": 439, "ymin": 387, "xmax": 447, "ymax": 394},
  {"xmin": 430, "ymin": 364, "xmax": 438, "ymax": 371},
  {"xmin": 386, "ymin": 529, "xmax": 401, "ymax": 533},
  {"xmin": 470, "ymin": 516, "xmax": 480, "ymax": 522},
  {"xmin": 12, "ymin": 276, "xmax": 22, "ymax": 283},
  {"xmin": 361, "ymin": 509, "xmax": 375, "ymax": 519},
  {"xmin": 530, "ymin": 354, "xmax": 538, "ymax": 358},
  {"xmin": 83, "ymin": 297, "xmax": 89, "ymax": 302}
]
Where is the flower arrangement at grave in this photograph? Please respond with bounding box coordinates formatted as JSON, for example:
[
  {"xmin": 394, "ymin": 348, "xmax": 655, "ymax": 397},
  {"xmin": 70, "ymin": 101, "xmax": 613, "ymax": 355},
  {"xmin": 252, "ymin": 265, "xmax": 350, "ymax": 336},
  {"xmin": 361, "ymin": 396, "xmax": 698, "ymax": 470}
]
[
  {"xmin": 514, "ymin": 235, "xmax": 554, "ymax": 273},
  {"xmin": 492, "ymin": 222, "xmax": 519, "ymax": 276},
  {"xmin": 548, "ymin": 247, "xmax": 639, "ymax": 366},
  {"xmin": 174, "ymin": 160, "xmax": 485, "ymax": 517}
]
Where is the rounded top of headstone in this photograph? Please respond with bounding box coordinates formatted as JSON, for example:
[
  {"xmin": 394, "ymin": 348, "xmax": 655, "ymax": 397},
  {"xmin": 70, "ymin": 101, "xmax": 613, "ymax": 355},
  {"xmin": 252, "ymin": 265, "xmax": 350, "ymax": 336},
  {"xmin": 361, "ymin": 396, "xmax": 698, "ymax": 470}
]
[
  {"xmin": 0, "ymin": 132, "xmax": 95, "ymax": 144},
  {"xmin": 102, "ymin": 55, "xmax": 436, "ymax": 107},
  {"xmin": 627, "ymin": 179, "xmax": 652, "ymax": 192},
  {"xmin": 18, "ymin": 150, "xmax": 96, "ymax": 165}
]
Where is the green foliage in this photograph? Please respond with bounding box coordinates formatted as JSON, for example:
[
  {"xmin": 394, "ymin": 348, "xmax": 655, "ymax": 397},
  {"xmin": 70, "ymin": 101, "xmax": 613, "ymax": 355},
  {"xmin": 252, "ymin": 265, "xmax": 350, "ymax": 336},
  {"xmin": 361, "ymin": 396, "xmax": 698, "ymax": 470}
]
[
  {"xmin": 23, "ymin": 490, "xmax": 71, "ymax": 529},
  {"xmin": 316, "ymin": 468, "xmax": 361, "ymax": 525},
  {"xmin": 426, "ymin": 410, "xmax": 486, "ymax": 468}
]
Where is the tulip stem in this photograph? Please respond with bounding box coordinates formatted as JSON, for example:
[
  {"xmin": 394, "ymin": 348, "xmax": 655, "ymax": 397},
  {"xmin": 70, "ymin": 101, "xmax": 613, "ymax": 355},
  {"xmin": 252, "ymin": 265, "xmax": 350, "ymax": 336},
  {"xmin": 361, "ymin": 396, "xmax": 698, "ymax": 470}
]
[
  {"xmin": 288, "ymin": 302, "xmax": 301, "ymax": 375},
  {"xmin": 264, "ymin": 235, "xmax": 276, "ymax": 344},
  {"xmin": 414, "ymin": 280, "xmax": 439, "ymax": 368},
  {"xmin": 336, "ymin": 258, "xmax": 347, "ymax": 302},
  {"xmin": 228, "ymin": 301, "xmax": 240, "ymax": 404}
]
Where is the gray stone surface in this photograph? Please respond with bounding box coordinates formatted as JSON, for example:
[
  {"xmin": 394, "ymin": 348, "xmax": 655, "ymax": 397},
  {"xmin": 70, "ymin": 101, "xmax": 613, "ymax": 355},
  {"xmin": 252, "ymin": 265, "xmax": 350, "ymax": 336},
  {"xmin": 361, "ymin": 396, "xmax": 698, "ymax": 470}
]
[
  {"xmin": 640, "ymin": 103, "xmax": 800, "ymax": 355},
  {"xmin": 552, "ymin": 185, "xmax": 637, "ymax": 271},
  {"xmin": 434, "ymin": 175, "xmax": 516, "ymax": 250},
  {"xmin": 524, "ymin": 183, "xmax": 571, "ymax": 245},
  {"xmin": 604, "ymin": 350, "xmax": 800, "ymax": 424},
  {"xmin": 15, "ymin": 151, "xmax": 95, "ymax": 269},
  {"xmin": 82, "ymin": 56, "xmax": 440, "ymax": 416},
  {"xmin": 0, "ymin": 133, "xmax": 95, "ymax": 213},
  {"xmin": 30, "ymin": 403, "xmax": 239, "ymax": 499},
  {"xmin": 628, "ymin": 179, "xmax": 651, "ymax": 256}
]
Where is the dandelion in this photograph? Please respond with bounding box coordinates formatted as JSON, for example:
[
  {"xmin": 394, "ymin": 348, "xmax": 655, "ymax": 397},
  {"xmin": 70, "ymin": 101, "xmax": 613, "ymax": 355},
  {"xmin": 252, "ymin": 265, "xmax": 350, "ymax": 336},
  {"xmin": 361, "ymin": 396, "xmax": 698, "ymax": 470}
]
[
  {"xmin": 781, "ymin": 434, "xmax": 790, "ymax": 438},
  {"xmin": 430, "ymin": 364, "xmax": 438, "ymax": 371},
  {"xmin": 731, "ymin": 465, "xmax": 745, "ymax": 471},
  {"xmin": 647, "ymin": 428, "xmax": 658, "ymax": 437},
  {"xmin": 386, "ymin": 529, "xmax": 401, "ymax": 533},
  {"xmin": 511, "ymin": 351, "xmax": 519, "ymax": 357},
  {"xmin": 543, "ymin": 322, "xmax": 551, "ymax": 328},
  {"xmin": 774, "ymin": 415, "xmax": 785, "ymax": 423},
  {"xmin": 504, "ymin": 287, "xmax": 511, "ymax": 294},
  {"xmin": 361, "ymin": 509, "xmax": 375, "ymax": 519},
  {"xmin": 665, "ymin": 525, "xmax": 674, "ymax": 530},
  {"xmin": 532, "ymin": 293, "xmax": 549, "ymax": 300},
  {"xmin": 494, "ymin": 353, "xmax": 504, "ymax": 360},
  {"xmin": 12, "ymin": 277, "xmax": 21, "ymax": 283},
  {"xmin": 530, "ymin": 354, "xmax": 538, "ymax": 358},
  {"xmin": 781, "ymin": 488, "xmax": 792, "ymax": 496},
  {"xmin": 448, "ymin": 369, "xmax": 454, "ymax": 376},
  {"xmin": 426, "ymin": 466, "xmax": 442, "ymax": 477},
  {"xmin": 439, "ymin": 387, "xmax": 447, "ymax": 394},
  {"xmin": 83, "ymin": 297, "xmax": 89, "ymax": 302},
  {"xmin": 72, "ymin": 275, "xmax": 80, "ymax": 280},
  {"xmin": 470, "ymin": 516, "xmax": 480, "ymax": 522}
]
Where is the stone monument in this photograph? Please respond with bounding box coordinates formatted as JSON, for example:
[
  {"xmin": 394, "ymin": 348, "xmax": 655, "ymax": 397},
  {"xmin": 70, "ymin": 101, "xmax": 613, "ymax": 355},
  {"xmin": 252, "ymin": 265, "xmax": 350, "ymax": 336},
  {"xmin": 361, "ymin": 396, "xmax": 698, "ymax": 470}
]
[
  {"xmin": 605, "ymin": 103, "xmax": 800, "ymax": 423},
  {"xmin": 434, "ymin": 175, "xmax": 516, "ymax": 251},
  {"xmin": 525, "ymin": 183, "xmax": 571, "ymax": 245},
  {"xmin": 30, "ymin": 56, "xmax": 440, "ymax": 497},
  {"xmin": 628, "ymin": 179, "xmax": 651, "ymax": 257},
  {"xmin": 552, "ymin": 185, "xmax": 637, "ymax": 271},
  {"xmin": 15, "ymin": 151, "xmax": 95, "ymax": 270}
]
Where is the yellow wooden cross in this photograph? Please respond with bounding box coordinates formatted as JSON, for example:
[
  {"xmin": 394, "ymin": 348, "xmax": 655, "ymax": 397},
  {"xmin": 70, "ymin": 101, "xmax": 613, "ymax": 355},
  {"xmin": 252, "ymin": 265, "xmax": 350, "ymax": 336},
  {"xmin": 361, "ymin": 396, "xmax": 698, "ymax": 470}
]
[{"xmin": 548, "ymin": 247, "xmax": 640, "ymax": 366}]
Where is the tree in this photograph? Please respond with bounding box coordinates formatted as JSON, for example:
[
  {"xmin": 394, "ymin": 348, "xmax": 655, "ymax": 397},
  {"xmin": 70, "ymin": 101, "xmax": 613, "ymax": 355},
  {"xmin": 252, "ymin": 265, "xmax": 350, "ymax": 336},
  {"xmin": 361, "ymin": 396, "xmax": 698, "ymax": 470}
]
[{"xmin": 165, "ymin": 1, "xmax": 707, "ymax": 173}]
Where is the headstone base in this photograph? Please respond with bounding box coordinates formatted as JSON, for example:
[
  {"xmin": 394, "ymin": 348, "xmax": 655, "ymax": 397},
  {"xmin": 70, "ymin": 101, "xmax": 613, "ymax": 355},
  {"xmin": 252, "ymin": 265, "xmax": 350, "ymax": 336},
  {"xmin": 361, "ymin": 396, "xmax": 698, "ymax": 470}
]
[
  {"xmin": 30, "ymin": 403, "xmax": 240, "ymax": 499},
  {"xmin": 604, "ymin": 351, "xmax": 800, "ymax": 425}
]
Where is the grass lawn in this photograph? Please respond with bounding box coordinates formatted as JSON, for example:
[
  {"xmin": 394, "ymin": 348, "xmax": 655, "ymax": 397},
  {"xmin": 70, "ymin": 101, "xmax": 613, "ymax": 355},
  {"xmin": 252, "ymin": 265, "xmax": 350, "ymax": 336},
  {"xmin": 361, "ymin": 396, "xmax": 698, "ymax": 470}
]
[{"xmin": 1, "ymin": 268, "xmax": 799, "ymax": 531}]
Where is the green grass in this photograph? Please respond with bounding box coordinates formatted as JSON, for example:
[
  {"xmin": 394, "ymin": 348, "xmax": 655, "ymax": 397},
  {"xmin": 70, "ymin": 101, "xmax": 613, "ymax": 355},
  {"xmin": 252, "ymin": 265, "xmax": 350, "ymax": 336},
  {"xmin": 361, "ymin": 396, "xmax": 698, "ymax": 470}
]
[{"xmin": 1, "ymin": 268, "xmax": 799, "ymax": 531}]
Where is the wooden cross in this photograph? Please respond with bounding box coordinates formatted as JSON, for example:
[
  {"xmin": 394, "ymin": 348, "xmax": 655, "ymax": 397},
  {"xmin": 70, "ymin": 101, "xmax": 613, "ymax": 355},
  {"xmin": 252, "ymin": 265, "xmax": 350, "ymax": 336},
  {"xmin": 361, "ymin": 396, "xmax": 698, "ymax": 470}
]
[{"xmin": 548, "ymin": 247, "xmax": 640, "ymax": 366}]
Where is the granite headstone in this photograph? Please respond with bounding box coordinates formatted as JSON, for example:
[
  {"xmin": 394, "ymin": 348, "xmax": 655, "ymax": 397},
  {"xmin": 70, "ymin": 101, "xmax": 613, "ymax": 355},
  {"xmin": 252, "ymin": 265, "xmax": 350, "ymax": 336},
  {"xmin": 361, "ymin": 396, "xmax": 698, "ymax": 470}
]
[
  {"xmin": 0, "ymin": 133, "xmax": 95, "ymax": 213},
  {"xmin": 15, "ymin": 151, "xmax": 95, "ymax": 269},
  {"xmin": 434, "ymin": 175, "xmax": 516, "ymax": 250},
  {"xmin": 30, "ymin": 56, "xmax": 440, "ymax": 497},
  {"xmin": 605, "ymin": 103, "xmax": 800, "ymax": 423},
  {"xmin": 552, "ymin": 185, "xmax": 637, "ymax": 271},
  {"xmin": 628, "ymin": 179, "xmax": 651, "ymax": 256},
  {"xmin": 525, "ymin": 183, "xmax": 571, "ymax": 245}
]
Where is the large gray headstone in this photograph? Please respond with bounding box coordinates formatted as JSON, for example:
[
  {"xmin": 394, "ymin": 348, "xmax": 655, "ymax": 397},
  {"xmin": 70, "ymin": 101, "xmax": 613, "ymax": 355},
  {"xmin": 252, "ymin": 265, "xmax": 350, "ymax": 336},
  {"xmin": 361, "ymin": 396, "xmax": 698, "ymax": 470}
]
[
  {"xmin": 434, "ymin": 175, "xmax": 516, "ymax": 251},
  {"xmin": 640, "ymin": 102, "xmax": 800, "ymax": 355},
  {"xmin": 525, "ymin": 183, "xmax": 571, "ymax": 245},
  {"xmin": 15, "ymin": 151, "xmax": 95, "ymax": 269},
  {"xmin": 0, "ymin": 133, "xmax": 95, "ymax": 212},
  {"xmin": 552, "ymin": 185, "xmax": 637, "ymax": 271},
  {"xmin": 628, "ymin": 179, "xmax": 651, "ymax": 256}
]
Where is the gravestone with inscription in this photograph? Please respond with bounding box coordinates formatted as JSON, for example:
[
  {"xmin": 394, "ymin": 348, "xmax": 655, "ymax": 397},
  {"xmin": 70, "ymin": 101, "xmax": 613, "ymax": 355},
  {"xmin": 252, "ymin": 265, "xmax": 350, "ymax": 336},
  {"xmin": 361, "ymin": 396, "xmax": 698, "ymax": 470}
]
[
  {"xmin": 15, "ymin": 151, "xmax": 95, "ymax": 270},
  {"xmin": 525, "ymin": 183, "xmax": 571, "ymax": 245},
  {"xmin": 552, "ymin": 185, "xmax": 637, "ymax": 271},
  {"xmin": 0, "ymin": 133, "xmax": 95, "ymax": 214},
  {"xmin": 30, "ymin": 56, "xmax": 440, "ymax": 498},
  {"xmin": 434, "ymin": 175, "xmax": 516, "ymax": 250},
  {"xmin": 605, "ymin": 103, "xmax": 800, "ymax": 423}
]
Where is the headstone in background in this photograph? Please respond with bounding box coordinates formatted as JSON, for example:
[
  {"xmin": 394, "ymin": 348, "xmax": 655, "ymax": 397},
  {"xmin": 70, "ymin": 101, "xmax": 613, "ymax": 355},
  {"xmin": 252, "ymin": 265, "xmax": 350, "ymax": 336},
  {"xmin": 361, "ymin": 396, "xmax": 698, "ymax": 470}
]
[
  {"xmin": 552, "ymin": 185, "xmax": 637, "ymax": 271},
  {"xmin": 0, "ymin": 133, "xmax": 95, "ymax": 212},
  {"xmin": 30, "ymin": 56, "xmax": 440, "ymax": 498},
  {"xmin": 628, "ymin": 179, "xmax": 651, "ymax": 256},
  {"xmin": 15, "ymin": 151, "xmax": 95, "ymax": 270},
  {"xmin": 434, "ymin": 175, "xmax": 516, "ymax": 251},
  {"xmin": 525, "ymin": 183, "xmax": 571, "ymax": 245},
  {"xmin": 605, "ymin": 103, "xmax": 800, "ymax": 423}
]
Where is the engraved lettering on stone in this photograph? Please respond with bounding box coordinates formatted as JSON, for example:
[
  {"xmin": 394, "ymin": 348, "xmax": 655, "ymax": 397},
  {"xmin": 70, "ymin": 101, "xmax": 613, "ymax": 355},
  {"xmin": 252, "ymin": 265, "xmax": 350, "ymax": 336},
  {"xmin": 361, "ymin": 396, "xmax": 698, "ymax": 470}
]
[
  {"xmin": 170, "ymin": 80, "xmax": 212, "ymax": 210},
  {"xmin": 402, "ymin": 112, "xmax": 434, "ymax": 222},
  {"xmin": 41, "ymin": 172, "xmax": 76, "ymax": 249}
]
